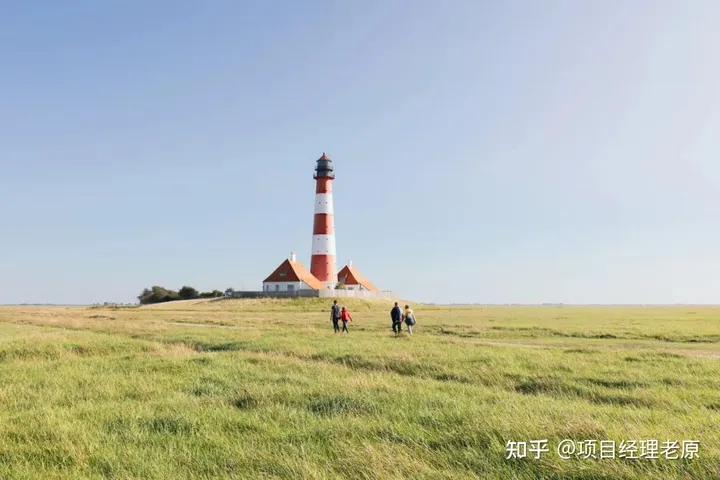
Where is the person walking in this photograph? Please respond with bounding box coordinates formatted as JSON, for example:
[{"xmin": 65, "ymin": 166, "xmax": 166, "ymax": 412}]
[
  {"xmin": 390, "ymin": 302, "xmax": 403, "ymax": 334},
  {"xmin": 340, "ymin": 306, "xmax": 353, "ymax": 333},
  {"xmin": 331, "ymin": 300, "xmax": 341, "ymax": 334},
  {"xmin": 404, "ymin": 305, "xmax": 416, "ymax": 336}
]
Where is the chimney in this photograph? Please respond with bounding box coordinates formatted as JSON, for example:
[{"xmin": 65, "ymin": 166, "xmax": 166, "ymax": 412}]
[
  {"xmin": 290, "ymin": 252, "xmax": 297, "ymax": 262},
  {"xmin": 348, "ymin": 260, "xmax": 353, "ymax": 267}
]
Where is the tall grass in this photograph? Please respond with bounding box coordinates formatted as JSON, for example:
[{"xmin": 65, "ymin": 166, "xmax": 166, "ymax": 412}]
[{"xmin": 0, "ymin": 300, "xmax": 719, "ymax": 478}]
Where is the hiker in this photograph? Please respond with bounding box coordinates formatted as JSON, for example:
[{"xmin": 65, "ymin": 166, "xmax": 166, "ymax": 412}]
[
  {"xmin": 340, "ymin": 306, "xmax": 352, "ymax": 333},
  {"xmin": 331, "ymin": 299, "xmax": 341, "ymax": 334},
  {"xmin": 390, "ymin": 302, "xmax": 403, "ymax": 334},
  {"xmin": 404, "ymin": 305, "xmax": 416, "ymax": 335}
]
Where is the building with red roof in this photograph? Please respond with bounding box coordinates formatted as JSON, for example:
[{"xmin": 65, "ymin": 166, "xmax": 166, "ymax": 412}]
[
  {"xmin": 262, "ymin": 252, "xmax": 327, "ymax": 293},
  {"xmin": 337, "ymin": 261, "xmax": 379, "ymax": 292}
]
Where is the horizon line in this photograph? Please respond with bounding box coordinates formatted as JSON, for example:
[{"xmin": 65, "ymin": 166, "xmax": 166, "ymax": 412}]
[{"xmin": 2, "ymin": 302, "xmax": 719, "ymax": 307}]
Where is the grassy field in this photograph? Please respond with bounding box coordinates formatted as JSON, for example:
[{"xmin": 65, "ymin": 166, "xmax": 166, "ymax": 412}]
[{"xmin": 0, "ymin": 298, "xmax": 719, "ymax": 479}]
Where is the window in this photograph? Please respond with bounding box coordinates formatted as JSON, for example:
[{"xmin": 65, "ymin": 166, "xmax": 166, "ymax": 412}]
[
  {"xmin": 287, "ymin": 284, "xmax": 294, "ymax": 291},
  {"xmin": 275, "ymin": 285, "xmax": 280, "ymax": 291}
]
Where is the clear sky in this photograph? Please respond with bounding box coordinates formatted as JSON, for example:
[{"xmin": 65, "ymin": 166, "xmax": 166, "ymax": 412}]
[{"xmin": 1, "ymin": 1, "xmax": 718, "ymax": 305}]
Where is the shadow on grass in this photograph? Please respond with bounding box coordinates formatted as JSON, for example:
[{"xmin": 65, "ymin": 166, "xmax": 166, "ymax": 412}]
[
  {"xmin": 582, "ymin": 378, "xmax": 647, "ymax": 389},
  {"xmin": 188, "ymin": 377, "xmax": 229, "ymax": 397},
  {"xmin": 141, "ymin": 417, "xmax": 196, "ymax": 436},
  {"xmin": 233, "ymin": 394, "xmax": 258, "ymax": 410},
  {"xmin": 106, "ymin": 416, "xmax": 197, "ymax": 437},
  {"xmin": 514, "ymin": 376, "xmax": 654, "ymax": 408},
  {"xmin": 305, "ymin": 393, "xmax": 378, "ymax": 416},
  {"xmin": 308, "ymin": 352, "xmax": 475, "ymax": 385},
  {"xmin": 192, "ymin": 342, "xmax": 246, "ymax": 352},
  {"xmin": 438, "ymin": 325, "xmax": 720, "ymax": 344}
]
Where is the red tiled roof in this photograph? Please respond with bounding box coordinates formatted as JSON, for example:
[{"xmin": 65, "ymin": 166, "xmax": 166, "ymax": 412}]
[
  {"xmin": 337, "ymin": 265, "xmax": 379, "ymax": 292},
  {"xmin": 263, "ymin": 258, "xmax": 326, "ymax": 290}
]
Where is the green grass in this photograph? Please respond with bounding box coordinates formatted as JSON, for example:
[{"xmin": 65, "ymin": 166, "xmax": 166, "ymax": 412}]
[{"xmin": 1, "ymin": 299, "xmax": 719, "ymax": 479}]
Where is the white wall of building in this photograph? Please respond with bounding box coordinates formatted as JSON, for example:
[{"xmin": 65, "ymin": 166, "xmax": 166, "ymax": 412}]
[
  {"xmin": 343, "ymin": 284, "xmax": 362, "ymax": 291},
  {"xmin": 262, "ymin": 281, "xmax": 315, "ymax": 292},
  {"xmin": 317, "ymin": 289, "xmax": 395, "ymax": 298}
]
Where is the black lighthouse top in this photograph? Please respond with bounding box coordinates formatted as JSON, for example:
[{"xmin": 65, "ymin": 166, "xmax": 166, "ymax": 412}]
[{"xmin": 313, "ymin": 152, "xmax": 335, "ymax": 179}]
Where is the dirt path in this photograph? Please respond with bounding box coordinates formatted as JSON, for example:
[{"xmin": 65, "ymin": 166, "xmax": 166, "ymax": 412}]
[{"xmin": 168, "ymin": 321, "xmax": 239, "ymax": 329}]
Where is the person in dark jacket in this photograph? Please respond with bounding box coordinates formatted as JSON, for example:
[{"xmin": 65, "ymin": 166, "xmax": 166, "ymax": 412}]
[
  {"xmin": 331, "ymin": 300, "xmax": 341, "ymax": 333},
  {"xmin": 390, "ymin": 302, "xmax": 403, "ymax": 334}
]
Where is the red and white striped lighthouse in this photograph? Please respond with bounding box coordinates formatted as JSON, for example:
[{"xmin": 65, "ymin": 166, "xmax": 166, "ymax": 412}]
[{"xmin": 310, "ymin": 152, "xmax": 337, "ymax": 289}]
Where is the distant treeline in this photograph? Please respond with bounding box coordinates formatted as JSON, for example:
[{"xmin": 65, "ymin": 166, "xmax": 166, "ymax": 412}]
[{"xmin": 138, "ymin": 286, "xmax": 234, "ymax": 305}]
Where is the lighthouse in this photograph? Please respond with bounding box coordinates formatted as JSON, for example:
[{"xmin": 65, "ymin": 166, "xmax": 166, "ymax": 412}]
[{"xmin": 310, "ymin": 152, "xmax": 338, "ymax": 289}]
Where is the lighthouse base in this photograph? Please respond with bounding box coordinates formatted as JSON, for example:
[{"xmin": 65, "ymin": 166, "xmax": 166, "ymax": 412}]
[{"xmin": 309, "ymin": 254, "xmax": 337, "ymax": 288}]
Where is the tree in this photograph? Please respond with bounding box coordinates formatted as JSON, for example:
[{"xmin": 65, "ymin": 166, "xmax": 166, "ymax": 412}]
[
  {"xmin": 138, "ymin": 286, "xmax": 179, "ymax": 305},
  {"xmin": 224, "ymin": 288, "xmax": 235, "ymax": 297},
  {"xmin": 178, "ymin": 286, "xmax": 199, "ymax": 300},
  {"xmin": 138, "ymin": 285, "xmax": 228, "ymax": 305},
  {"xmin": 163, "ymin": 289, "xmax": 180, "ymax": 302},
  {"xmin": 137, "ymin": 288, "xmax": 153, "ymax": 304}
]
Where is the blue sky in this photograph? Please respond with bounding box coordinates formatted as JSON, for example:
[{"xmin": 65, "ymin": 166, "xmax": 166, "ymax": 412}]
[{"xmin": 1, "ymin": 1, "xmax": 718, "ymax": 305}]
